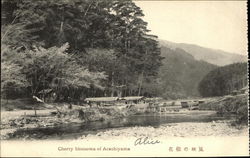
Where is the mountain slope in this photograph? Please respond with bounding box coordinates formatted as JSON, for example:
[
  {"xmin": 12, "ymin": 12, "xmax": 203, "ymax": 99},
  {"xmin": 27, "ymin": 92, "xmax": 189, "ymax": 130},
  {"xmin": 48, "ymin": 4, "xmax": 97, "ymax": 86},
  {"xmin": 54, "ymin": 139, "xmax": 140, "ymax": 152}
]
[
  {"xmin": 158, "ymin": 46, "xmax": 217, "ymax": 99},
  {"xmin": 159, "ymin": 40, "xmax": 247, "ymax": 66}
]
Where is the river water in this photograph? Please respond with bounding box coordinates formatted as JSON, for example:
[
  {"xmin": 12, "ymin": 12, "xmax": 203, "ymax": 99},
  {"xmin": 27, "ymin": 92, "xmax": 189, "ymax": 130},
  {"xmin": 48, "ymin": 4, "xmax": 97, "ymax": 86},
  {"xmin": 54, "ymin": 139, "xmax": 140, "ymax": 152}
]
[{"xmin": 9, "ymin": 111, "xmax": 231, "ymax": 140}]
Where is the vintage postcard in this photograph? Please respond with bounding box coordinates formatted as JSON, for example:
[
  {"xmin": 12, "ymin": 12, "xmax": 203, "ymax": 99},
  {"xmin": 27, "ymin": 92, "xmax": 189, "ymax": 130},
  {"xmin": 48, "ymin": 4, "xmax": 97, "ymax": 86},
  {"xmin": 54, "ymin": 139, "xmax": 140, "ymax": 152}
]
[{"xmin": 1, "ymin": 0, "xmax": 249, "ymax": 157}]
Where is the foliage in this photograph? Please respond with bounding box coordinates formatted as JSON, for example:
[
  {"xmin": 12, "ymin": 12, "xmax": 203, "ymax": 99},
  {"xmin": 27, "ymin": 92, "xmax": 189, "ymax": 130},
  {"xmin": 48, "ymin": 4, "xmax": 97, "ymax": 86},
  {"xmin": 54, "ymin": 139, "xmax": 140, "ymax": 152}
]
[
  {"xmin": 1, "ymin": 45, "xmax": 29, "ymax": 99},
  {"xmin": 199, "ymin": 95, "xmax": 248, "ymax": 125},
  {"xmin": 1, "ymin": 43, "xmax": 106, "ymax": 101},
  {"xmin": 198, "ymin": 62, "xmax": 247, "ymax": 97},
  {"xmin": 20, "ymin": 43, "xmax": 107, "ymax": 100},
  {"xmin": 236, "ymin": 104, "xmax": 248, "ymax": 125},
  {"xmin": 1, "ymin": 0, "xmax": 163, "ymax": 99},
  {"xmin": 1, "ymin": 23, "xmax": 42, "ymax": 50}
]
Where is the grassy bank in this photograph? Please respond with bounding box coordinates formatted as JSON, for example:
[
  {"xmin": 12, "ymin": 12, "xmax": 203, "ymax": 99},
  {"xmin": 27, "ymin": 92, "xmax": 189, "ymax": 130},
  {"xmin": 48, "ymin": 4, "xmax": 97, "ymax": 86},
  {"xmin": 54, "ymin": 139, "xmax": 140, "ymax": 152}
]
[{"xmin": 199, "ymin": 94, "xmax": 248, "ymax": 125}]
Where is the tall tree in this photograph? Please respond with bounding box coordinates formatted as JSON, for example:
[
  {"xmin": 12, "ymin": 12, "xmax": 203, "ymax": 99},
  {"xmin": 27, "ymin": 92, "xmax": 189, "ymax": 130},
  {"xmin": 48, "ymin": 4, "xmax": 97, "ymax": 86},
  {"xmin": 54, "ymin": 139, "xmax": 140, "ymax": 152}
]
[{"xmin": 1, "ymin": 0, "xmax": 163, "ymax": 98}]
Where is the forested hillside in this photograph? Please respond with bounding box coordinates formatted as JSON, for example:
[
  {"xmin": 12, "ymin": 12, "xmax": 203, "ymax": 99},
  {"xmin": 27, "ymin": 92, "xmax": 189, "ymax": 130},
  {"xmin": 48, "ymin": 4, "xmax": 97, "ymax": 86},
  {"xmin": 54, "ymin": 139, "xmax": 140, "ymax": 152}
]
[
  {"xmin": 157, "ymin": 46, "xmax": 217, "ymax": 99},
  {"xmin": 1, "ymin": 0, "xmax": 163, "ymax": 101},
  {"xmin": 198, "ymin": 62, "xmax": 248, "ymax": 97}
]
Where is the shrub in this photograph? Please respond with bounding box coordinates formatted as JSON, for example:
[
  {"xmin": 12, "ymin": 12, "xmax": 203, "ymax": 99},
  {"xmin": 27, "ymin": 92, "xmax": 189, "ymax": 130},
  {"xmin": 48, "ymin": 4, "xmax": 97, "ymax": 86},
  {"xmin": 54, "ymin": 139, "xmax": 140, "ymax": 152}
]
[
  {"xmin": 236, "ymin": 104, "xmax": 248, "ymax": 125},
  {"xmin": 199, "ymin": 94, "xmax": 248, "ymax": 125}
]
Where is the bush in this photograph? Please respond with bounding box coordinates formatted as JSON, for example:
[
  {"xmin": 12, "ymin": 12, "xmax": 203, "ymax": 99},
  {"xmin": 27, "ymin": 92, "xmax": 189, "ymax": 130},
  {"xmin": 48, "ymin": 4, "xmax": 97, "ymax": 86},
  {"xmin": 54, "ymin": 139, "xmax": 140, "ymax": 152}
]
[
  {"xmin": 236, "ymin": 104, "xmax": 248, "ymax": 125},
  {"xmin": 199, "ymin": 94, "xmax": 248, "ymax": 125}
]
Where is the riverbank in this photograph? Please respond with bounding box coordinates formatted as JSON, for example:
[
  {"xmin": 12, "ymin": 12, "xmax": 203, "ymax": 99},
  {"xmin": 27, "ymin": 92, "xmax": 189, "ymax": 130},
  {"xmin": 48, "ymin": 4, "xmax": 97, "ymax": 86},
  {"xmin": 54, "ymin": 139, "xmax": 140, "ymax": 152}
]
[
  {"xmin": 199, "ymin": 94, "xmax": 248, "ymax": 125},
  {"xmin": 80, "ymin": 120, "xmax": 248, "ymax": 140},
  {"xmin": 0, "ymin": 104, "xmax": 134, "ymax": 140},
  {"xmin": 1, "ymin": 94, "xmax": 248, "ymax": 140}
]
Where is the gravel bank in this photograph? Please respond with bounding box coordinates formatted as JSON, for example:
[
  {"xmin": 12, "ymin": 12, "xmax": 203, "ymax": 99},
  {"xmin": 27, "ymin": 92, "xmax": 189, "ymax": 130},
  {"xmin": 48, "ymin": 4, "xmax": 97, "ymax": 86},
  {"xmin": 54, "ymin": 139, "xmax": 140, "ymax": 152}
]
[{"xmin": 80, "ymin": 120, "xmax": 248, "ymax": 140}]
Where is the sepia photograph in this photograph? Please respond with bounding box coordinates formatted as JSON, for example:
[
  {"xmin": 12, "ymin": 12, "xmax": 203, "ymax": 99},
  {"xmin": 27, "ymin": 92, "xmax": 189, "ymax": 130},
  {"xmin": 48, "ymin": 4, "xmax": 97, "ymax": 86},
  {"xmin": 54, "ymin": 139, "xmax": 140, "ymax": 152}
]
[{"xmin": 1, "ymin": 0, "xmax": 249, "ymax": 157}]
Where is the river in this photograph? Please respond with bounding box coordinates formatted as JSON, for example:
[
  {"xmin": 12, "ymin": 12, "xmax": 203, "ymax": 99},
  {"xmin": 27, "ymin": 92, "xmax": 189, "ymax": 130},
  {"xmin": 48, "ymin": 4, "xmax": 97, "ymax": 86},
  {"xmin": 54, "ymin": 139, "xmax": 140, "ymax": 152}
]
[{"xmin": 8, "ymin": 110, "xmax": 233, "ymax": 140}]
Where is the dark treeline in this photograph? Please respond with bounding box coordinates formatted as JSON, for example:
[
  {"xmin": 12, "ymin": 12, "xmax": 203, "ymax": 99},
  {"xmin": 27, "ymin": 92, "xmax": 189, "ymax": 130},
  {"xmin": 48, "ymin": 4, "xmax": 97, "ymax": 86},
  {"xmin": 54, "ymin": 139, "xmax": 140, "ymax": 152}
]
[
  {"xmin": 198, "ymin": 62, "xmax": 248, "ymax": 97},
  {"xmin": 1, "ymin": 0, "xmax": 163, "ymax": 102}
]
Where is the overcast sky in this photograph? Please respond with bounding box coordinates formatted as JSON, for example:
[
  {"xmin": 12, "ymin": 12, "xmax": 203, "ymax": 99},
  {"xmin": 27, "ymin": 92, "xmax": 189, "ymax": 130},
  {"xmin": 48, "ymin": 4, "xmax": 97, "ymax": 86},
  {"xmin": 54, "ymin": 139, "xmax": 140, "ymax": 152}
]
[{"xmin": 135, "ymin": 1, "xmax": 248, "ymax": 55}]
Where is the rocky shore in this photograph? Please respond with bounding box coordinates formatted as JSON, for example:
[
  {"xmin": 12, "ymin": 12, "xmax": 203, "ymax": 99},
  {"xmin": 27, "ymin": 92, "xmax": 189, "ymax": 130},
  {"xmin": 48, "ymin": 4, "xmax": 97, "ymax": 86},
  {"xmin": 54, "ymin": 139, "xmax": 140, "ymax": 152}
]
[
  {"xmin": 80, "ymin": 120, "xmax": 248, "ymax": 140},
  {"xmin": 0, "ymin": 105, "xmax": 133, "ymax": 140}
]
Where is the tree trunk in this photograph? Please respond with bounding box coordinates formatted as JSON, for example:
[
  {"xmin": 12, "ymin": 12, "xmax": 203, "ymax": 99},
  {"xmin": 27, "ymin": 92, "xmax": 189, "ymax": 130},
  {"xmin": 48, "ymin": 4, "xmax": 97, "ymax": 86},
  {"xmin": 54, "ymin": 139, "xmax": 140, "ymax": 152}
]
[
  {"xmin": 43, "ymin": 78, "xmax": 45, "ymax": 102},
  {"xmin": 129, "ymin": 89, "xmax": 132, "ymax": 96},
  {"xmin": 60, "ymin": 21, "xmax": 64, "ymax": 33},
  {"xmin": 117, "ymin": 90, "xmax": 122, "ymax": 98},
  {"xmin": 138, "ymin": 72, "xmax": 144, "ymax": 96},
  {"xmin": 33, "ymin": 106, "xmax": 37, "ymax": 117},
  {"xmin": 138, "ymin": 49, "xmax": 147, "ymax": 96},
  {"xmin": 111, "ymin": 72, "xmax": 115, "ymax": 97}
]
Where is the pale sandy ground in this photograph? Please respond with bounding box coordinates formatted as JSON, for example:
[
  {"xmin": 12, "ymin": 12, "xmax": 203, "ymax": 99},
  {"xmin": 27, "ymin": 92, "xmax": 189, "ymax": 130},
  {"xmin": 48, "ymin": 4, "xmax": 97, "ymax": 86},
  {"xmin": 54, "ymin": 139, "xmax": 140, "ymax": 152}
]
[
  {"xmin": 80, "ymin": 121, "xmax": 248, "ymax": 140},
  {"xmin": 1, "ymin": 109, "xmax": 56, "ymax": 139},
  {"xmin": 1, "ymin": 120, "xmax": 249, "ymax": 156},
  {"xmin": 1, "ymin": 109, "xmax": 55, "ymax": 120}
]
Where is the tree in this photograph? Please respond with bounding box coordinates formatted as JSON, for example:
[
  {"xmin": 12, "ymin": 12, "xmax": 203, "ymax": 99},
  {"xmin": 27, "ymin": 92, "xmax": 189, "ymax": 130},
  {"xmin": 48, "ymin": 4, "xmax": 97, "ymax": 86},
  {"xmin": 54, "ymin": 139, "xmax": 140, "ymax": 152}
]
[
  {"xmin": 198, "ymin": 62, "xmax": 248, "ymax": 97},
  {"xmin": 18, "ymin": 43, "xmax": 107, "ymax": 101},
  {"xmin": 1, "ymin": 0, "xmax": 163, "ymax": 98},
  {"xmin": 1, "ymin": 45, "xmax": 29, "ymax": 100}
]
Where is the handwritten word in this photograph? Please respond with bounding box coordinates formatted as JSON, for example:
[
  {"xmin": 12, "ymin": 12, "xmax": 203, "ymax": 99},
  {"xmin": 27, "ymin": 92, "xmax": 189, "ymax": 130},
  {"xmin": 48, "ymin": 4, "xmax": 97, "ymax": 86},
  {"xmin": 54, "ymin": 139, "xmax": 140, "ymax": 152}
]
[{"xmin": 134, "ymin": 137, "xmax": 160, "ymax": 146}]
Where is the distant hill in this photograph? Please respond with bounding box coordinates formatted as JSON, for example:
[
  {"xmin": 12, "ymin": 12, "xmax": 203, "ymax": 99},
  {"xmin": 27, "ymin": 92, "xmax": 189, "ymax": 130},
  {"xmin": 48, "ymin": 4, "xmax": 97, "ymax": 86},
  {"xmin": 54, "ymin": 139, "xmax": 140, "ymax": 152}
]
[
  {"xmin": 159, "ymin": 40, "xmax": 247, "ymax": 66},
  {"xmin": 158, "ymin": 46, "xmax": 217, "ymax": 99}
]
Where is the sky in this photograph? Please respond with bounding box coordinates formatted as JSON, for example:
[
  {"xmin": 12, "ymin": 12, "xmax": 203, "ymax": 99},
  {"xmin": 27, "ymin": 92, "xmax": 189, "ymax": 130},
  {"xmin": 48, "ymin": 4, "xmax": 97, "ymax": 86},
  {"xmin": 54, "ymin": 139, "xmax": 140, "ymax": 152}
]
[{"xmin": 134, "ymin": 1, "xmax": 248, "ymax": 55}]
